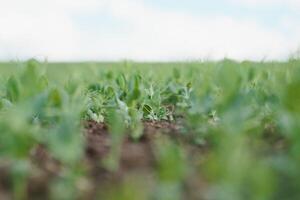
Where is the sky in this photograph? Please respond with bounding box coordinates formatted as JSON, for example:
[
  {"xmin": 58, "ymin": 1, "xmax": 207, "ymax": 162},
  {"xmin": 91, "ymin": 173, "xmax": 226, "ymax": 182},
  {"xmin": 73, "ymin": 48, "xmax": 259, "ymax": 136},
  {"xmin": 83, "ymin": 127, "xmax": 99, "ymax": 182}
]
[{"xmin": 0, "ymin": 0, "xmax": 299, "ymax": 61}]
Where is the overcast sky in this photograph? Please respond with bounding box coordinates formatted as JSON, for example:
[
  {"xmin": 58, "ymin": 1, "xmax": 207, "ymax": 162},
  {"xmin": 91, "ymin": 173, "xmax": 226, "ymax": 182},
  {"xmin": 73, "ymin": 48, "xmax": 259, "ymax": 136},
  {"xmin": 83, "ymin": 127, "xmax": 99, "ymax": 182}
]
[{"xmin": 0, "ymin": 0, "xmax": 299, "ymax": 61}]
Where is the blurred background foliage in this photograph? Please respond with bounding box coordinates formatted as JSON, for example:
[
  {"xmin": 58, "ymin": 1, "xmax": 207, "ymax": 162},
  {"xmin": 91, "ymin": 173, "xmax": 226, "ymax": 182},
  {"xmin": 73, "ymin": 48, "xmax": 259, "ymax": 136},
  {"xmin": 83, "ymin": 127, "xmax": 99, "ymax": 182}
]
[{"xmin": 0, "ymin": 59, "xmax": 300, "ymax": 199}]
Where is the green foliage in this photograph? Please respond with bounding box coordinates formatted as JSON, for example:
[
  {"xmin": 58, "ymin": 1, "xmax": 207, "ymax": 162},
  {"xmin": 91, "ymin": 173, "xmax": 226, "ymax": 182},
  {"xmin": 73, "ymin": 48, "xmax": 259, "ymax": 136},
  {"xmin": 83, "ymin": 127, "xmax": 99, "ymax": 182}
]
[
  {"xmin": 1, "ymin": 60, "xmax": 300, "ymax": 199},
  {"xmin": 284, "ymin": 78, "xmax": 300, "ymax": 114},
  {"xmin": 155, "ymin": 136, "xmax": 186, "ymax": 182},
  {"xmin": 103, "ymin": 108, "xmax": 126, "ymax": 171},
  {"xmin": 6, "ymin": 76, "xmax": 20, "ymax": 102}
]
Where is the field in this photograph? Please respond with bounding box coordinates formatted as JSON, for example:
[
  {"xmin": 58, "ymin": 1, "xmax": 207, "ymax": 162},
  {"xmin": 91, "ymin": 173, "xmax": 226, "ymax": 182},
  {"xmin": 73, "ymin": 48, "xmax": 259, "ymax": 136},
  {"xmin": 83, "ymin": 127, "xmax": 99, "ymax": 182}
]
[{"xmin": 1, "ymin": 59, "xmax": 300, "ymax": 199}]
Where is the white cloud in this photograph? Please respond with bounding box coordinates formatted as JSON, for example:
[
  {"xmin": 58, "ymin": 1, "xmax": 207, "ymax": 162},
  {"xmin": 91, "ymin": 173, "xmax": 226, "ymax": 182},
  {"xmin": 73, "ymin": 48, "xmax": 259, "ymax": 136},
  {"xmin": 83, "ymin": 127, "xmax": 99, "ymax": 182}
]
[{"xmin": 0, "ymin": 0, "xmax": 299, "ymax": 61}]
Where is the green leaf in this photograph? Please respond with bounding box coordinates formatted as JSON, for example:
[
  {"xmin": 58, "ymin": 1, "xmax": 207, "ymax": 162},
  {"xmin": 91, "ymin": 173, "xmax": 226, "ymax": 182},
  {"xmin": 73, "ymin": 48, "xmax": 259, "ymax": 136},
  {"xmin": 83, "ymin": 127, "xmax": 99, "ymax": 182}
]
[
  {"xmin": 6, "ymin": 76, "xmax": 20, "ymax": 102},
  {"xmin": 186, "ymin": 82, "xmax": 192, "ymax": 89},
  {"xmin": 284, "ymin": 79, "xmax": 300, "ymax": 114},
  {"xmin": 143, "ymin": 104, "xmax": 152, "ymax": 115},
  {"xmin": 116, "ymin": 73, "xmax": 127, "ymax": 90},
  {"xmin": 48, "ymin": 88, "xmax": 64, "ymax": 108}
]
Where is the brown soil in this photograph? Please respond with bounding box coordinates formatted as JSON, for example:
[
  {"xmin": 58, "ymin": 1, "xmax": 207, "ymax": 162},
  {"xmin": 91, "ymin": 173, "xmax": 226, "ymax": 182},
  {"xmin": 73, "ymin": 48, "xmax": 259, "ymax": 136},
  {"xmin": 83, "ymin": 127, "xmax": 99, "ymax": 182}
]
[
  {"xmin": 0, "ymin": 121, "xmax": 208, "ymax": 200},
  {"xmin": 84, "ymin": 120, "xmax": 208, "ymax": 199}
]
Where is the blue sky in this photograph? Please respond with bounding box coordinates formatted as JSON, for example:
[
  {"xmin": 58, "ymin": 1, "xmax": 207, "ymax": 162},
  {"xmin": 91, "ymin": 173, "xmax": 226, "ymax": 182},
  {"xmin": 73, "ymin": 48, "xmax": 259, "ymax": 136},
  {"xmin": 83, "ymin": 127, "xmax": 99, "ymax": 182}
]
[
  {"xmin": 0, "ymin": 0, "xmax": 299, "ymax": 61},
  {"xmin": 146, "ymin": 0, "xmax": 297, "ymax": 26}
]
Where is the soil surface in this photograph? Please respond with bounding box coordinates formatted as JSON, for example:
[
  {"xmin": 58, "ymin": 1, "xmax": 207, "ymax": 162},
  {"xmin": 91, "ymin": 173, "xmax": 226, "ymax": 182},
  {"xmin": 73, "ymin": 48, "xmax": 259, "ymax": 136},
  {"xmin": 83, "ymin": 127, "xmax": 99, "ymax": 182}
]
[
  {"xmin": 83, "ymin": 120, "xmax": 208, "ymax": 199},
  {"xmin": 0, "ymin": 120, "xmax": 208, "ymax": 200}
]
